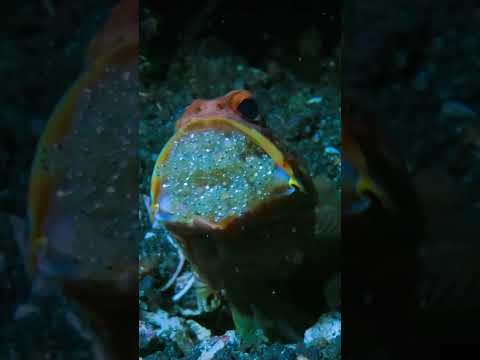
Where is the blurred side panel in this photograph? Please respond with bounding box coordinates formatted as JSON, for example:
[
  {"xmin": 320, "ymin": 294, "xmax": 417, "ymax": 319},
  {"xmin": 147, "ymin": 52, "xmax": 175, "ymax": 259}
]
[
  {"xmin": 342, "ymin": 0, "xmax": 480, "ymax": 359},
  {"xmin": 0, "ymin": 1, "xmax": 140, "ymax": 359}
]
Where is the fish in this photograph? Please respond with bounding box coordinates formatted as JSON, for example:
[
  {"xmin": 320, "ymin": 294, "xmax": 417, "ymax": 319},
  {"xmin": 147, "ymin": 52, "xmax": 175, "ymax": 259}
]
[
  {"xmin": 19, "ymin": 1, "xmax": 139, "ymax": 359},
  {"xmin": 148, "ymin": 89, "xmax": 340, "ymax": 346}
]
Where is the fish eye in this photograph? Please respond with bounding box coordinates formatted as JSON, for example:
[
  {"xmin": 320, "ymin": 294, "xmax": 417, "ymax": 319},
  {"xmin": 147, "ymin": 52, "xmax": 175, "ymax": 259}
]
[{"xmin": 237, "ymin": 98, "xmax": 259, "ymax": 121}]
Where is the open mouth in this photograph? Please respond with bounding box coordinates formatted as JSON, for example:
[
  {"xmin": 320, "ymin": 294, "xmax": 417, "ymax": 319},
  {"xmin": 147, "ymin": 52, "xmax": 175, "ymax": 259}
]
[{"xmin": 152, "ymin": 118, "xmax": 303, "ymax": 226}]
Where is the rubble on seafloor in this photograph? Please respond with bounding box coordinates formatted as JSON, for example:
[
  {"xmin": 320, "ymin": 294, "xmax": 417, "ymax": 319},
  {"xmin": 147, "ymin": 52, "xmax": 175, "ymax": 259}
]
[{"xmin": 139, "ymin": 305, "xmax": 341, "ymax": 360}]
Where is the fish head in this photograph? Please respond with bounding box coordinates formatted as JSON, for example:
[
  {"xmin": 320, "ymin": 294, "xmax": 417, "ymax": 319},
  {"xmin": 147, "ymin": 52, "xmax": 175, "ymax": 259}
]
[{"xmin": 149, "ymin": 89, "xmax": 316, "ymax": 231}]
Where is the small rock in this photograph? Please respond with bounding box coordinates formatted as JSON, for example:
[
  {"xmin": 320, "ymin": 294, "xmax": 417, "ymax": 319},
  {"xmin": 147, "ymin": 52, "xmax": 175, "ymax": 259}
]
[
  {"xmin": 304, "ymin": 311, "xmax": 341, "ymax": 347},
  {"xmin": 143, "ymin": 309, "xmax": 212, "ymax": 355},
  {"xmin": 186, "ymin": 319, "xmax": 212, "ymax": 342},
  {"xmin": 139, "ymin": 320, "xmax": 157, "ymax": 351},
  {"xmin": 194, "ymin": 331, "xmax": 238, "ymax": 360},
  {"xmin": 324, "ymin": 146, "xmax": 340, "ymax": 155}
]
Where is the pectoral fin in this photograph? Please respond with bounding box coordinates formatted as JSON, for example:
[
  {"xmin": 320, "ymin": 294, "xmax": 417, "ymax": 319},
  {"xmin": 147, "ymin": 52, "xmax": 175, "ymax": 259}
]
[{"xmin": 231, "ymin": 306, "xmax": 268, "ymax": 351}]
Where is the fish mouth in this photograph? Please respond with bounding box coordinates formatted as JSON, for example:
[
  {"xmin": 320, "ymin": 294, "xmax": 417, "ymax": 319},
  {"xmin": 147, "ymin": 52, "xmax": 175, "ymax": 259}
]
[{"xmin": 150, "ymin": 117, "xmax": 304, "ymax": 228}]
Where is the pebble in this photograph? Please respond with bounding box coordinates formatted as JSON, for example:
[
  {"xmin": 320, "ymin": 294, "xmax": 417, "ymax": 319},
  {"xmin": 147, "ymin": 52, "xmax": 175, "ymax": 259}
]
[
  {"xmin": 324, "ymin": 146, "xmax": 340, "ymax": 155},
  {"xmin": 304, "ymin": 311, "xmax": 341, "ymax": 347}
]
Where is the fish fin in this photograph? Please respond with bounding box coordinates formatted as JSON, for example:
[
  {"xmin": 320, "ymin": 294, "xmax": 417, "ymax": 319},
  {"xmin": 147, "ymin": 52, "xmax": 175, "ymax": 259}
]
[
  {"xmin": 145, "ymin": 193, "xmax": 172, "ymax": 227},
  {"xmin": 144, "ymin": 194, "xmax": 163, "ymax": 227},
  {"xmin": 231, "ymin": 307, "xmax": 268, "ymax": 351},
  {"xmin": 251, "ymin": 305, "xmax": 303, "ymax": 343}
]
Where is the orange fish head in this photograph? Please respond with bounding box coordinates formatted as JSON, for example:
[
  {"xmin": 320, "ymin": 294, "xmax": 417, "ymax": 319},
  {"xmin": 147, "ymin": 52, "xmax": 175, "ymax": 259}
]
[
  {"xmin": 176, "ymin": 89, "xmax": 262, "ymax": 129},
  {"xmin": 149, "ymin": 89, "xmax": 315, "ymax": 230}
]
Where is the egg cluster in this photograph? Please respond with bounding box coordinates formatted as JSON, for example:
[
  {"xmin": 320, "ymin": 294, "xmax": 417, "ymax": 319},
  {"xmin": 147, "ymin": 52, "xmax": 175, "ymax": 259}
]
[{"xmin": 161, "ymin": 129, "xmax": 279, "ymax": 222}]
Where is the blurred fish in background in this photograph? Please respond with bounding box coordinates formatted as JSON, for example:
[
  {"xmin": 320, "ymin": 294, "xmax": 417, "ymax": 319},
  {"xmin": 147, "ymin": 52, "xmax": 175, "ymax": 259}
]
[
  {"xmin": 146, "ymin": 89, "xmax": 340, "ymax": 347},
  {"xmin": 343, "ymin": 0, "xmax": 480, "ymax": 359},
  {"xmin": 2, "ymin": 1, "xmax": 139, "ymax": 359},
  {"xmin": 342, "ymin": 99, "xmax": 424, "ymax": 359}
]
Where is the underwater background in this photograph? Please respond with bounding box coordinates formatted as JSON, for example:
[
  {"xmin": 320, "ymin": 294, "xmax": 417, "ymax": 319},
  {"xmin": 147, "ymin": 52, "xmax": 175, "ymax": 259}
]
[{"xmin": 0, "ymin": 0, "xmax": 479, "ymax": 359}]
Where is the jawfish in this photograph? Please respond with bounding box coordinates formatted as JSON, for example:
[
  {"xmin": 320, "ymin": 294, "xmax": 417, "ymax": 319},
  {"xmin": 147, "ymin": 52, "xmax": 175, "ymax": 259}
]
[{"xmin": 149, "ymin": 89, "xmax": 339, "ymax": 343}]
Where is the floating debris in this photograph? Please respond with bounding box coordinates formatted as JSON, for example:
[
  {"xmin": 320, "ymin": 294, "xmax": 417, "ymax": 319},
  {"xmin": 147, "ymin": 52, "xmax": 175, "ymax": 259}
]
[{"xmin": 306, "ymin": 96, "xmax": 323, "ymax": 104}]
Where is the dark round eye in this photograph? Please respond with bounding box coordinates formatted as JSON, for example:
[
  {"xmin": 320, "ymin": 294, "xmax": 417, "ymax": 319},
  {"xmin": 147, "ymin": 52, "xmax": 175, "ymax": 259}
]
[{"xmin": 237, "ymin": 98, "xmax": 259, "ymax": 121}]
